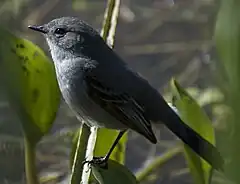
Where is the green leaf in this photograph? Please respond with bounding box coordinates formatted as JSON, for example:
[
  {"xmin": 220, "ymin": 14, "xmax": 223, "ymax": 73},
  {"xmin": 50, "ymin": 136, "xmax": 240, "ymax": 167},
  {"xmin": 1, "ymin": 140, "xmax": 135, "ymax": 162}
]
[
  {"xmin": 171, "ymin": 79, "xmax": 215, "ymax": 184},
  {"xmin": 0, "ymin": 28, "xmax": 60, "ymax": 144},
  {"xmin": 92, "ymin": 159, "xmax": 137, "ymax": 184}
]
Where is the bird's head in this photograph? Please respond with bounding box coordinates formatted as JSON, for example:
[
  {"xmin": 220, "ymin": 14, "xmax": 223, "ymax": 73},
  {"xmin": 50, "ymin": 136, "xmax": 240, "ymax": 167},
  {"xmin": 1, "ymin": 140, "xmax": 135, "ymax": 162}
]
[{"xmin": 28, "ymin": 17, "xmax": 104, "ymax": 62}]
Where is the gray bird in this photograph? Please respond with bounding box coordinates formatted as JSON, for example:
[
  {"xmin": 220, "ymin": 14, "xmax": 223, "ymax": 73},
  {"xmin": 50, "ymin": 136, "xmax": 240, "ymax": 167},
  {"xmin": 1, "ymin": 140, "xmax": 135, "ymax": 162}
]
[{"xmin": 28, "ymin": 17, "xmax": 223, "ymax": 170}]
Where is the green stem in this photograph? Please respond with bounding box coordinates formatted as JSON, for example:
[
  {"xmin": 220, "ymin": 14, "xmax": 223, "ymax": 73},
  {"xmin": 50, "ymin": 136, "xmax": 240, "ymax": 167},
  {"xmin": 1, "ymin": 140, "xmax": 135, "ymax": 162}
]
[
  {"xmin": 81, "ymin": 127, "xmax": 98, "ymax": 184},
  {"xmin": 136, "ymin": 146, "xmax": 182, "ymax": 182},
  {"xmin": 24, "ymin": 138, "xmax": 39, "ymax": 184},
  {"xmin": 101, "ymin": 0, "xmax": 117, "ymax": 41},
  {"xmin": 71, "ymin": 0, "xmax": 121, "ymax": 183},
  {"xmin": 70, "ymin": 124, "xmax": 90, "ymax": 184}
]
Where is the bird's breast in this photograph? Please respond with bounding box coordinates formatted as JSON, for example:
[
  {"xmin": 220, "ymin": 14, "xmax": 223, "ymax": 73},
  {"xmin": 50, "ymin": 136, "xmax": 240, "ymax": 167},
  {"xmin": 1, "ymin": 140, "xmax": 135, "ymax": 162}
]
[{"xmin": 54, "ymin": 60, "xmax": 126, "ymax": 130}]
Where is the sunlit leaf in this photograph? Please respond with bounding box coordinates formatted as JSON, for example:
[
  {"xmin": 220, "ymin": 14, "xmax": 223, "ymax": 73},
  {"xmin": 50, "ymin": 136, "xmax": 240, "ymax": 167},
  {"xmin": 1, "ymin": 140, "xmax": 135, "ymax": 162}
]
[
  {"xmin": 92, "ymin": 159, "xmax": 137, "ymax": 184},
  {"xmin": 171, "ymin": 79, "xmax": 215, "ymax": 184},
  {"xmin": 0, "ymin": 28, "xmax": 60, "ymax": 144}
]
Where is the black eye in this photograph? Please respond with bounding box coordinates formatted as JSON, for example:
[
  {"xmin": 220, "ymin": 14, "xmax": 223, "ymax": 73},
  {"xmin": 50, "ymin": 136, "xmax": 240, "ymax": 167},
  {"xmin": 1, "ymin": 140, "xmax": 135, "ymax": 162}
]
[{"xmin": 54, "ymin": 28, "xmax": 66, "ymax": 36}]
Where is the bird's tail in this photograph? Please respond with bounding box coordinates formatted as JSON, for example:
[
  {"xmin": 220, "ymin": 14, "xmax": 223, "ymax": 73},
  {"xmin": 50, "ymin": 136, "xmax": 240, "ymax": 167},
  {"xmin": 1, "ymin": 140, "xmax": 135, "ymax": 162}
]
[{"xmin": 164, "ymin": 109, "xmax": 224, "ymax": 171}]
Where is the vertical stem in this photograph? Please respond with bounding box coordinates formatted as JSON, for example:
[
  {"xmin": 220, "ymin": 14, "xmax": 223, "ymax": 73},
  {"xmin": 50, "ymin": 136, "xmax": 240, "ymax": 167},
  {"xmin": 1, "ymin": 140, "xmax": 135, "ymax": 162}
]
[
  {"xmin": 100, "ymin": 0, "xmax": 116, "ymax": 41},
  {"xmin": 24, "ymin": 138, "xmax": 39, "ymax": 184},
  {"xmin": 76, "ymin": 0, "xmax": 121, "ymax": 183},
  {"xmin": 70, "ymin": 124, "xmax": 90, "ymax": 184},
  {"xmin": 101, "ymin": 0, "xmax": 121, "ymax": 48},
  {"xmin": 81, "ymin": 127, "xmax": 98, "ymax": 184}
]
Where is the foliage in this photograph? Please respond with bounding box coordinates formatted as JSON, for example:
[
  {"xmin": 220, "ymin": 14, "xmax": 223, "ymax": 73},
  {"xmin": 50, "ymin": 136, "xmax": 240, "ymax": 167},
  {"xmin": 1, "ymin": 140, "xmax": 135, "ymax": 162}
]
[
  {"xmin": 171, "ymin": 79, "xmax": 216, "ymax": 184},
  {"xmin": 92, "ymin": 159, "xmax": 137, "ymax": 184},
  {"xmin": 0, "ymin": 27, "xmax": 60, "ymax": 184},
  {"xmin": 215, "ymin": 0, "xmax": 240, "ymax": 182}
]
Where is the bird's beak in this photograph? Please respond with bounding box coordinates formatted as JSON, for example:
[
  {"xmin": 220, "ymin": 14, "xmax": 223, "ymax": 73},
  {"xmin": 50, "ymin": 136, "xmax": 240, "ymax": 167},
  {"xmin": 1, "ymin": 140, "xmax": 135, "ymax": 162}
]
[{"xmin": 28, "ymin": 25, "xmax": 48, "ymax": 34}]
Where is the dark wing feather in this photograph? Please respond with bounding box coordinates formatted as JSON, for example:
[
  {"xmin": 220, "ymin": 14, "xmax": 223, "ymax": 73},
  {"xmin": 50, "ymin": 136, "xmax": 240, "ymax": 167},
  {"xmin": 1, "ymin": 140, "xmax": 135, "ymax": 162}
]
[{"xmin": 84, "ymin": 74, "xmax": 157, "ymax": 144}]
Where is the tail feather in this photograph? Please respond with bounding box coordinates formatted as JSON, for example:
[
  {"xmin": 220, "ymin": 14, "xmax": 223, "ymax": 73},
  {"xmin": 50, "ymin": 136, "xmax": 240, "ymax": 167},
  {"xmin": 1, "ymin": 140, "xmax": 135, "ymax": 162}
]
[{"xmin": 163, "ymin": 108, "xmax": 224, "ymax": 171}]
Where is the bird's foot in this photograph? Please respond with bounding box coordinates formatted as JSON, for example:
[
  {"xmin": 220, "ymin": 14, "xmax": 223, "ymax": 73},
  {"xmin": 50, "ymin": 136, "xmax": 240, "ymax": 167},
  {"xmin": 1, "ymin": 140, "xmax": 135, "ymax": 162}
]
[{"xmin": 82, "ymin": 156, "xmax": 108, "ymax": 169}]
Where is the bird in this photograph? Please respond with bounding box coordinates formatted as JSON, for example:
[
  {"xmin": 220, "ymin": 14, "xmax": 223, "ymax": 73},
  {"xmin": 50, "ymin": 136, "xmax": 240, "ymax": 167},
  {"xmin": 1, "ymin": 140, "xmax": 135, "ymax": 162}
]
[{"xmin": 28, "ymin": 16, "xmax": 224, "ymax": 170}]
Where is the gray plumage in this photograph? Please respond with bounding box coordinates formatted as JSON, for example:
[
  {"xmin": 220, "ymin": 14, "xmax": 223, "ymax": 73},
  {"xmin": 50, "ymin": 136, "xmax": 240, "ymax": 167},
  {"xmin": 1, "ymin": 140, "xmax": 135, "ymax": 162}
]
[{"xmin": 28, "ymin": 17, "xmax": 223, "ymax": 170}]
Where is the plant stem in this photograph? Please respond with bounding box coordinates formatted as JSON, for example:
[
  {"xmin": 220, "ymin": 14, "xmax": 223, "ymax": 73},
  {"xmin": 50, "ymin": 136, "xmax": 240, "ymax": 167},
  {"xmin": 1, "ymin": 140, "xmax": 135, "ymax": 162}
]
[
  {"xmin": 70, "ymin": 123, "xmax": 90, "ymax": 184},
  {"xmin": 136, "ymin": 146, "xmax": 182, "ymax": 182},
  {"xmin": 24, "ymin": 138, "xmax": 40, "ymax": 184},
  {"xmin": 101, "ymin": 0, "xmax": 120, "ymax": 47},
  {"xmin": 77, "ymin": 0, "xmax": 121, "ymax": 183},
  {"xmin": 81, "ymin": 126, "xmax": 98, "ymax": 184}
]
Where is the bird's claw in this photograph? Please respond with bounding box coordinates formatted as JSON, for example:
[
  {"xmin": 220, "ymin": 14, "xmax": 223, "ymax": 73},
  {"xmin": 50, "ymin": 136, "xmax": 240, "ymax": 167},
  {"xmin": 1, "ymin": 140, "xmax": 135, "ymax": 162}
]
[{"xmin": 82, "ymin": 156, "xmax": 108, "ymax": 169}]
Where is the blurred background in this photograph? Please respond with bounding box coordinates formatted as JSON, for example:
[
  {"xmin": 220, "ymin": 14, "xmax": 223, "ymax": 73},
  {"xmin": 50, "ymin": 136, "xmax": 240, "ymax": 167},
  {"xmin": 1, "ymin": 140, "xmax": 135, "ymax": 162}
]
[{"xmin": 0, "ymin": 0, "xmax": 226, "ymax": 183}]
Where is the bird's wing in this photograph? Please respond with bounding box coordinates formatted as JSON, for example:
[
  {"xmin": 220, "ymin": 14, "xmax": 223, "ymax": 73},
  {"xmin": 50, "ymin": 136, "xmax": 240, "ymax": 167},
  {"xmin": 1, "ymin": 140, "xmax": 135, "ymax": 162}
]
[{"xmin": 83, "ymin": 73, "xmax": 157, "ymax": 143}]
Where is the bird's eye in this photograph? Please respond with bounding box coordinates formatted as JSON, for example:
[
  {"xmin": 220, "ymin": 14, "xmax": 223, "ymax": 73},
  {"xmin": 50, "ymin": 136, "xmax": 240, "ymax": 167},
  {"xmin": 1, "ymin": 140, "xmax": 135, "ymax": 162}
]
[{"xmin": 54, "ymin": 28, "xmax": 66, "ymax": 36}]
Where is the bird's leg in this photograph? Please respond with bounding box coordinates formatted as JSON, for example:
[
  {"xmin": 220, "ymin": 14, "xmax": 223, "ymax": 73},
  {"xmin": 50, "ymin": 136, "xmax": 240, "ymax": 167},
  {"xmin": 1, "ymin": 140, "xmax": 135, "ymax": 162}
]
[
  {"xmin": 102, "ymin": 130, "xmax": 126, "ymax": 161},
  {"xmin": 83, "ymin": 130, "xmax": 126, "ymax": 169}
]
